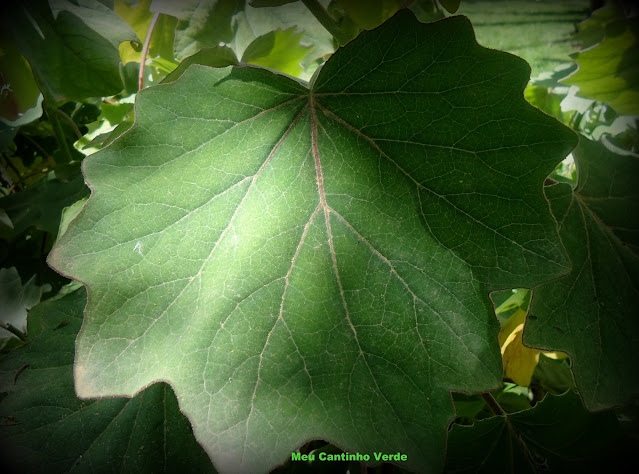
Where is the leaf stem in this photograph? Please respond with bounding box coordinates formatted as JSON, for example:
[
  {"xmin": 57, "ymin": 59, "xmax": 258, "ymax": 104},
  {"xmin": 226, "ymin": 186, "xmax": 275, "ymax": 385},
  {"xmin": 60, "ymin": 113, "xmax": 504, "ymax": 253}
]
[
  {"xmin": 139, "ymin": 12, "xmax": 161, "ymax": 90},
  {"xmin": 55, "ymin": 109, "xmax": 83, "ymax": 141},
  {"xmin": 44, "ymin": 101, "xmax": 74, "ymax": 163},
  {"xmin": 302, "ymin": 0, "xmax": 351, "ymax": 45},
  {"xmin": 481, "ymin": 392, "xmax": 506, "ymax": 416},
  {"xmin": 1, "ymin": 322, "xmax": 27, "ymax": 341}
]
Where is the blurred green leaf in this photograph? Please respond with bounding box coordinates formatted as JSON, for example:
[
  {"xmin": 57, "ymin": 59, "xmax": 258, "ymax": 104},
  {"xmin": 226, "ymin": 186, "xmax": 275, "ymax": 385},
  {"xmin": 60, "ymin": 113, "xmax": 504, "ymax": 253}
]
[
  {"xmin": 0, "ymin": 168, "xmax": 88, "ymax": 239},
  {"xmin": 0, "ymin": 40, "xmax": 42, "ymax": 125},
  {"xmin": 55, "ymin": 197, "xmax": 87, "ymax": 242},
  {"xmin": 525, "ymin": 84, "xmax": 570, "ymax": 125},
  {"xmin": 331, "ymin": 0, "xmax": 403, "ymax": 30},
  {"xmin": 439, "ymin": 0, "xmax": 460, "ymax": 14},
  {"xmin": 151, "ymin": 0, "xmax": 242, "ymax": 60},
  {"xmin": 231, "ymin": 0, "xmax": 334, "ymax": 80},
  {"xmin": 562, "ymin": 5, "xmax": 639, "ymax": 115},
  {"xmin": 532, "ymin": 353, "xmax": 576, "ymax": 394},
  {"xmin": 242, "ymin": 27, "xmax": 310, "ymax": 77},
  {"xmin": 1, "ymin": 0, "xmax": 132, "ymax": 102},
  {"xmin": 50, "ymin": 0, "xmax": 138, "ymax": 49},
  {"xmin": 114, "ymin": 0, "xmax": 177, "ymax": 63},
  {"xmin": 0, "ymin": 266, "xmax": 50, "ymax": 347},
  {"xmin": 162, "ymin": 46, "xmax": 238, "ymax": 83}
]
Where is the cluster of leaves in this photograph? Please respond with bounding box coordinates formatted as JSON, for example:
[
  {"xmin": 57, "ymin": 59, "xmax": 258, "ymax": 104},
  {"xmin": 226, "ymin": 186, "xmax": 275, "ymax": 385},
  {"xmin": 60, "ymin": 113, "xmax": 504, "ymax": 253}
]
[{"xmin": 1, "ymin": 0, "xmax": 638, "ymax": 472}]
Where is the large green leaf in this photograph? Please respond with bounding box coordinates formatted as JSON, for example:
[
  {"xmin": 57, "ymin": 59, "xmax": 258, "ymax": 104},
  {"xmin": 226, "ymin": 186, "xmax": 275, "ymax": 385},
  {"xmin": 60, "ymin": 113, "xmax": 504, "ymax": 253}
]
[
  {"xmin": 445, "ymin": 390, "xmax": 630, "ymax": 473},
  {"xmin": 1, "ymin": 0, "xmax": 136, "ymax": 102},
  {"xmin": 0, "ymin": 288, "xmax": 214, "ymax": 473},
  {"xmin": 526, "ymin": 136, "xmax": 639, "ymax": 410},
  {"xmin": 49, "ymin": 11, "xmax": 575, "ymax": 473}
]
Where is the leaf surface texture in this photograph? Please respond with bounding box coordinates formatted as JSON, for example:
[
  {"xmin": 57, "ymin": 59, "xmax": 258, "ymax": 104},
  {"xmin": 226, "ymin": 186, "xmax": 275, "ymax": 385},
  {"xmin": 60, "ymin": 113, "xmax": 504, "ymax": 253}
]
[{"xmin": 49, "ymin": 11, "xmax": 575, "ymax": 473}]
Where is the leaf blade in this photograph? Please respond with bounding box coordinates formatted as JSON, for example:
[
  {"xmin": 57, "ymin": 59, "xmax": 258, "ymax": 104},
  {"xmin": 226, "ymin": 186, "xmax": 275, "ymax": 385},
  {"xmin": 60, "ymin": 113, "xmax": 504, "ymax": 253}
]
[{"xmin": 49, "ymin": 11, "xmax": 576, "ymax": 473}]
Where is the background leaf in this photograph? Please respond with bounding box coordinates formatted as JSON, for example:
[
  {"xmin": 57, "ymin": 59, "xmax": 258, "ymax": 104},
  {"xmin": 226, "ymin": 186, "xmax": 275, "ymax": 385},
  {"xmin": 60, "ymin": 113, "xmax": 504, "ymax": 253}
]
[
  {"xmin": 0, "ymin": 168, "xmax": 88, "ymax": 239},
  {"xmin": 114, "ymin": 0, "xmax": 177, "ymax": 64},
  {"xmin": 241, "ymin": 27, "xmax": 310, "ymax": 77},
  {"xmin": 562, "ymin": 4, "xmax": 639, "ymax": 116},
  {"xmin": 230, "ymin": 0, "xmax": 334, "ymax": 80},
  {"xmin": 445, "ymin": 390, "xmax": 631, "ymax": 473},
  {"xmin": 0, "ymin": 287, "xmax": 215, "ymax": 473},
  {"xmin": 1, "ymin": 0, "xmax": 134, "ymax": 102},
  {"xmin": 0, "ymin": 266, "xmax": 50, "ymax": 347},
  {"xmin": 526, "ymin": 136, "xmax": 639, "ymax": 410},
  {"xmin": 151, "ymin": 0, "xmax": 243, "ymax": 60},
  {"xmin": 0, "ymin": 40, "xmax": 42, "ymax": 125}
]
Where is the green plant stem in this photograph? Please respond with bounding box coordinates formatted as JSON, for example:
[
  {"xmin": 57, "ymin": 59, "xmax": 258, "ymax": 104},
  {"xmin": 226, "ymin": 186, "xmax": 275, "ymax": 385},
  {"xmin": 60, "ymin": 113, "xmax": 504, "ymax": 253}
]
[
  {"xmin": 1, "ymin": 322, "xmax": 27, "ymax": 341},
  {"xmin": 55, "ymin": 109, "xmax": 83, "ymax": 141},
  {"xmin": 481, "ymin": 392, "xmax": 506, "ymax": 416},
  {"xmin": 302, "ymin": 0, "xmax": 351, "ymax": 45},
  {"xmin": 45, "ymin": 101, "xmax": 73, "ymax": 163}
]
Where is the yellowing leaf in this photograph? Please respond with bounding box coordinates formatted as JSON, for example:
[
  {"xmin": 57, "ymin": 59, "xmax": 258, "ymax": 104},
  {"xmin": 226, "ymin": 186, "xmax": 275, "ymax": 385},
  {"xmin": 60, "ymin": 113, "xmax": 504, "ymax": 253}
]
[{"xmin": 499, "ymin": 309, "xmax": 541, "ymax": 386}]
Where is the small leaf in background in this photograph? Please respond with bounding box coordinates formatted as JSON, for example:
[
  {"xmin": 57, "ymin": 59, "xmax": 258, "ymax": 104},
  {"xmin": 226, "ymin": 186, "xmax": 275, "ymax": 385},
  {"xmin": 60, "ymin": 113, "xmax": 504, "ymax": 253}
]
[
  {"xmin": 445, "ymin": 390, "xmax": 632, "ymax": 473},
  {"xmin": 494, "ymin": 383, "xmax": 533, "ymax": 413},
  {"xmin": 231, "ymin": 0, "xmax": 334, "ymax": 80},
  {"xmin": 0, "ymin": 287, "xmax": 215, "ymax": 473},
  {"xmin": 0, "ymin": 168, "xmax": 88, "ymax": 239},
  {"xmin": 438, "ymin": 0, "xmax": 461, "ymax": 14},
  {"xmin": 451, "ymin": 392, "xmax": 488, "ymax": 423},
  {"xmin": 0, "ymin": 267, "xmax": 50, "ymax": 348},
  {"xmin": 242, "ymin": 27, "xmax": 310, "ymax": 77},
  {"xmin": 0, "ymin": 40, "xmax": 42, "ymax": 126},
  {"xmin": 527, "ymin": 136, "xmax": 639, "ymax": 410},
  {"xmin": 562, "ymin": 4, "xmax": 639, "ymax": 116},
  {"xmin": 152, "ymin": 0, "xmax": 242, "ymax": 60},
  {"xmin": 332, "ymin": 0, "xmax": 403, "ymax": 30},
  {"xmin": 114, "ymin": 0, "xmax": 177, "ymax": 64},
  {"xmin": 55, "ymin": 197, "xmax": 87, "ymax": 241},
  {"xmin": 162, "ymin": 46, "xmax": 238, "ymax": 84},
  {"xmin": 532, "ymin": 353, "xmax": 576, "ymax": 394},
  {"xmin": 49, "ymin": 11, "xmax": 575, "ymax": 473},
  {"xmin": 491, "ymin": 288, "xmax": 530, "ymax": 322}
]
